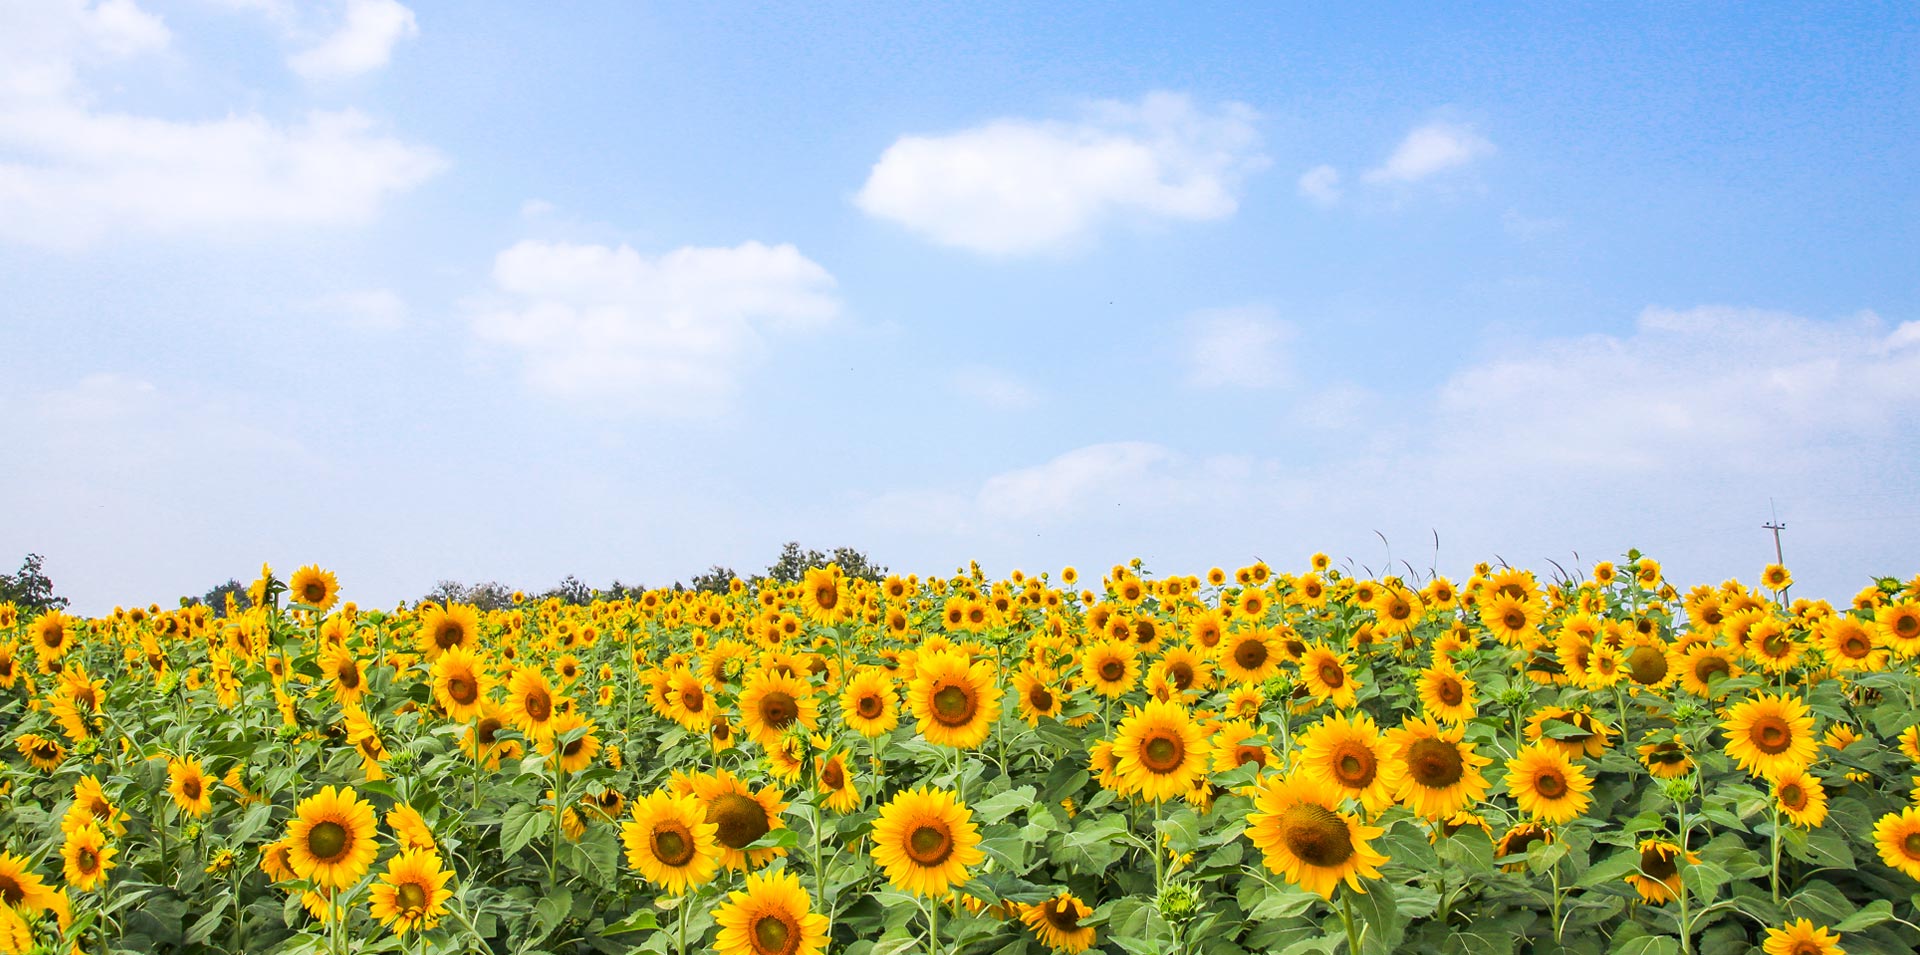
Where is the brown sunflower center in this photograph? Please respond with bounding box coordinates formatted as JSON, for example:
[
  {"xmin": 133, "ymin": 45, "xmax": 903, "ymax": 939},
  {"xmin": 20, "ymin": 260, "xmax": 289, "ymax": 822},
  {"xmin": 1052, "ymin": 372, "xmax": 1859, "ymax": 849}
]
[
  {"xmin": 1639, "ymin": 846, "xmax": 1677, "ymax": 880},
  {"xmin": 1779, "ymin": 782, "xmax": 1806, "ymax": 809},
  {"xmin": 1502, "ymin": 609, "xmax": 1527, "ymax": 631},
  {"xmin": 77, "ymin": 847, "xmax": 98, "ymax": 873},
  {"xmin": 1693, "ymin": 655, "xmax": 1730, "ymax": 683},
  {"xmin": 0, "ymin": 874, "xmax": 20, "ymax": 904},
  {"xmin": 1280, "ymin": 803, "xmax": 1355, "ymax": 867},
  {"xmin": 1406, "ymin": 738, "xmax": 1465, "ymax": 788},
  {"xmin": 931, "ymin": 684, "xmax": 976, "ymax": 726},
  {"xmin": 753, "ymin": 913, "xmax": 795, "ymax": 955},
  {"xmin": 476, "ymin": 717, "xmax": 502, "ymax": 746},
  {"xmin": 652, "ymin": 823, "xmax": 694, "ymax": 866},
  {"xmin": 435, "ymin": 622, "xmax": 463, "ymax": 649},
  {"xmin": 855, "ymin": 694, "xmax": 884, "ymax": 719},
  {"xmin": 1098, "ymin": 659, "xmax": 1126, "ymax": 682},
  {"xmin": 1044, "ymin": 898, "xmax": 1083, "ymax": 932},
  {"xmin": 1533, "ymin": 770, "xmax": 1566, "ymax": 798},
  {"xmin": 1233, "ymin": 639, "xmax": 1268, "ymax": 671},
  {"xmin": 906, "ymin": 824, "xmax": 954, "ymax": 866},
  {"xmin": 1627, "ymin": 647, "xmax": 1668, "ymax": 684},
  {"xmin": 307, "ymin": 821, "xmax": 349, "ymax": 861},
  {"xmin": 1141, "ymin": 734, "xmax": 1184, "ymax": 773},
  {"xmin": 814, "ymin": 586, "xmax": 838, "ymax": 611},
  {"xmin": 1750, "ymin": 716, "xmax": 1793, "ymax": 754},
  {"xmin": 302, "ymin": 582, "xmax": 327, "ymax": 604},
  {"xmin": 448, "ymin": 675, "xmax": 476, "ymax": 705},
  {"xmin": 681, "ymin": 684, "xmax": 706, "ymax": 712},
  {"xmin": 1027, "ymin": 685, "xmax": 1054, "ymax": 711},
  {"xmin": 710, "ymin": 793, "xmax": 771, "ymax": 850},
  {"xmin": 1333, "ymin": 746, "xmax": 1376, "ymax": 787},
  {"xmin": 398, "ymin": 881, "xmax": 428, "ymax": 911},
  {"xmin": 1903, "ymin": 832, "xmax": 1920, "ymax": 859},
  {"xmin": 1233, "ymin": 744, "xmax": 1266, "ymax": 767},
  {"xmin": 182, "ymin": 777, "xmax": 202, "ymax": 801},
  {"xmin": 1317, "ymin": 660, "xmax": 1345, "ymax": 689},
  {"xmin": 1841, "ymin": 634, "xmax": 1870, "ymax": 658},
  {"xmin": 1436, "ymin": 678, "xmax": 1464, "ymax": 706},
  {"xmin": 338, "ymin": 662, "xmax": 360, "ymax": 689},
  {"xmin": 524, "ymin": 689, "xmax": 552, "ymax": 722},
  {"xmin": 1168, "ymin": 661, "xmax": 1195, "ymax": 689},
  {"xmin": 1895, "ymin": 614, "xmax": 1920, "ymax": 638},
  {"xmin": 822, "ymin": 761, "xmax": 846, "ymax": 790},
  {"xmin": 759, "ymin": 691, "xmax": 798, "ymax": 729}
]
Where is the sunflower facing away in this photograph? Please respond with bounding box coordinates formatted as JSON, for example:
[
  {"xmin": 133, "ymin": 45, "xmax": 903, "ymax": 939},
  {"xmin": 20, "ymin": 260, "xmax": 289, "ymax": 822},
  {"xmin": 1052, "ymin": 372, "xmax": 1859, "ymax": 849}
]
[
  {"xmin": 367, "ymin": 849, "xmax": 454, "ymax": 936},
  {"xmin": 1021, "ymin": 892, "xmax": 1097, "ymax": 953},
  {"xmin": 1624, "ymin": 838, "xmax": 1697, "ymax": 905},
  {"xmin": 712, "ymin": 868, "xmax": 830, "ymax": 955},
  {"xmin": 1244, "ymin": 771, "xmax": 1388, "ymax": 898},
  {"xmin": 1109, "ymin": 699, "xmax": 1210, "ymax": 803},
  {"xmin": 285, "ymin": 785, "xmax": 380, "ymax": 891},
  {"xmin": 1721, "ymin": 692, "xmax": 1819, "ymax": 780},
  {"xmin": 908, "ymin": 651, "xmax": 1002, "ymax": 749},
  {"xmin": 1383, "ymin": 716, "xmax": 1493, "ymax": 820},
  {"xmin": 621, "ymin": 790, "xmax": 720, "ymax": 894},
  {"xmin": 1505, "ymin": 742, "xmax": 1594, "ymax": 825},
  {"xmin": 870, "ymin": 786, "xmax": 985, "ymax": 897}
]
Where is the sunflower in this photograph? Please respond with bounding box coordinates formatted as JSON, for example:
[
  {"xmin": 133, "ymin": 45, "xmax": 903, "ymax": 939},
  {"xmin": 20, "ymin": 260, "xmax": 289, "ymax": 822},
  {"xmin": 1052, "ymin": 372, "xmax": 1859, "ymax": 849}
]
[
  {"xmin": 662, "ymin": 666, "xmax": 714, "ymax": 733},
  {"xmin": 462, "ymin": 703, "xmax": 523, "ymax": 769},
  {"xmin": 61, "ymin": 821, "xmax": 115, "ymax": 891},
  {"xmin": 168, "ymin": 756, "xmax": 213, "ymax": 818},
  {"xmin": 1820, "ymin": 617, "xmax": 1886, "ymax": 671},
  {"xmin": 1494, "ymin": 822, "xmax": 1553, "ymax": 872},
  {"xmin": 367, "ymin": 849, "xmax": 453, "ymax": 936},
  {"xmin": 1217, "ymin": 629, "xmax": 1281, "ymax": 685},
  {"xmin": 1012, "ymin": 666, "xmax": 1064, "ymax": 725},
  {"xmin": 1244, "ymin": 772, "xmax": 1388, "ymax": 898},
  {"xmin": 816, "ymin": 750, "xmax": 860, "ymax": 813},
  {"xmin": 1624, "ymin": 642, "xmax": 1673, "ymax": 688},
  {"xmin": 288, "ymin": 565, "xmax": 340, "ymax": 611},
  {"xmin": 1523, "ymin": 706, "xmax": 1613, "ymax": 760},
  {"xmin": 870, "ymin": 786, "xmax": 985, "ymax": 897},
  {"xmin": 1382, "ymin": 716, "xmax": 1492, "ymax": 820},
  {"xmin": 0, "ymin": 851, "xmax": 60, "ymax": 915},
  {"xmin": 286, "ymin": 785, "xmax": 380, "ymax": 891},
  {"xmin": 1021, "ymin": 893, "xmax": 1097, "ymax": 953},
  {"xmin": 1762, "ymin": 919, "xmax": 1846, "ymax": 955},
  {"xmin": 1874, "ymin": 805, "xmax": 1920, "ymax": 880},
  {"xmin": 1298, "ymin": 712, "xmax": 1396, "ymax": 814},
  {"xmin": 1624, "ymin": 839, "xmax": 1695, "ymax": 904},
  {"xmin": 1211, "ymin": 719, "xmax": 1278, "ymax": 774},
  {"xmin": 1150, "ymin": 647, "xmax": 1211, "ymax": 698},
  {"xmin": 62, "ymin": 776, "xmax": 125, "ymax": 838},
  {"xmin": 318, "ymin": 643, "xmax": 368, "ymax": 707},
  {"xmin": 908, "ymin": 651, "xmax": 1002, "ymax": 750},
  {"xmin": 1110, "ymin": 699, "xmax": 1210, "ymax": 803},
  {"xmin": 1761, "ymin": 563, "xmax": 1793, "ymax": 591},
  {"xmin": 1417, "ymin": 661, "xmax": 1476, "ymax": 724},
  {"xmin": 431, "ymin": 645, "xmax": 490, "ymax": 723},
  {"xmin": 799, "ymin": 566, "xmax": 849, "ymax": 624},
  {"xmin": 1080, "ymin": 639, "xmax": 1141, "ymax": 697},
  {"xmin": 1637, "ymin": 735, "xmax": 1695, "ymax": 779},
  {"xmin": 1480, "ymin": 594, "xmax": 1543, "ymax": 645},
  {"xmin": 416, "ymin": 601, "xmax": 479, "ymax": 661},
  {"xmin": 504, "ymin": 666, "xmax": 563, "ymax": 742},
  {"xmin": 1721, "ymin": 692, "xmax": 1818, "ymax": 780},
  {"xmin": 1773, "ymin": 768, "xmax": 1829, "ymax": 828},
  {"xmin": 1876, "ymin": 602, "xmax": 1920, "ymax": 655},
  {"xmin": 1505, "ymin": 743, "xmax": 1593, "ymax": 824},
  {"xmin": 1676, "ymin": 644, "xmax": 1743, "ymax": 697},
  {"xmin": 1298, "ymin": 643, "xmax": 1360, "ymax": 709},
  {"xmin": 16, "ymin": 733, "xmax": 65, "ymax": 772},
  {"xmin": 692, "ymin": 769, "xmax": 790, "ymax": 871},
  {"xmin": 622, "ymin": 790, "xmax": 721, "ymax": 894},
  {"xmin": 1747, "ymin": 620, "xmax": 1806, "ymax": 672},
  {"xmin": 712, "ymin": 868, "xmax": 830, "ymax": 955},
  {"xmin": 739, "ymin": 670, "xmax": 821, "ymax": 749},
  {"xmin": 539, "ymin": 711, "xmax": 600, "ymax": 774}
]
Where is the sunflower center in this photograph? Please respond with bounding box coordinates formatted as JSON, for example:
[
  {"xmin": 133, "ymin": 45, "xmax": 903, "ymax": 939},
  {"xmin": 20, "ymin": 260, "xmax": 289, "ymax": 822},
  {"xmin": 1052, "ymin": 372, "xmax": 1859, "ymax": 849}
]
[
  {"xmin": 1904, "ymin": 833, "xmax": 1920, "ymax": 859},
  {"xmin": 1639, "ymin": 846, "xmax": 1677, "ymax": 880},
  {"xmin": 1627, "ymin": 647, "xmax": 1668, "ymax": 684},
  {"xmin": 814, "ymin": 586, "xmax": 838, "ymax": 611},
  {"xmin": 1280, "ymin": 803, "xmax": 1355, "ymax": 867},
  {"xmin": 855, "ymin": 694, "xmax": 884, "ymax": 719},
  {"xmin": 303, "ymin": 582, "xmax": 327, "ymax": 604},
  {"xmin": 1334, "ymin": 747, "xmax": 1376, "ymax": 787},
  {"xmin": 561, "ymin": 735, "xmax": 586, "ymax": 758},
  {"xmin": 710, "ymin": 793, "xmax": 771, "ymax": 849},
  {"xmin": 1142, "ymin": 735, "xmax": 1184, "ymax": 773},
  {"xmin": 442, "ymin": 675, "xmax": 475, "ymax": 705},
  {"xmin": 477, "ymin": 717, "xmax": 502, "ymax": 745},
  {"xmin": 308, "ymin": 821, "xmax": 349, "ymax": 861},
  {"xmin": 1233, "ymin": 639, "xmax": 1267, "ymax": 670},
  {"xmin": 1751, "ymin": 716, "xmax": 1793, "ymax": 754},
  {"xmin": 338, "ymin": 663, "xmax": 360, "ymax": 689},
  {"xmin": 1044, "ymin": 898, "xmax": 1083, "ymax": 931},
  {"xmin": 682, "ymin": 685, "xmax": 706, "ymax": 712},
  {"xmin": 906, "ymin": 824, "xmax": 954, "ymax": 866},
  {"xmin": 760, "ymin": 692, "xmax": 798, "ymax": 729},
  {"xmin": 1533, "ymin": 770, "xmax": 1566, "ymax": 798},
  {"xmin": 1168, "ymin": 662, "xmax": 1194, "ymax": 689},
  {"xmin": 182, "ymin": 778, "xmax": 202, "ymax": 800},
  {"xmin": 822, "ymin": 761, "xmax": 846, "ymax": 789},
  {"xmin": 1842, "ymin": 635, "xmax": 1870, "ymax": 658},
  {"xmin": 77, "ymin": 847, "xmax": 98, "ymax": 872},
  {"xmin": 1896, "ymin": 615, "xmax": 1920, "ymax": 638},
  {"xmin": 1502, "ymin": 610, "xmax": 1527, "ymax": 631},
  {"xmin": 1098, "ymin": 659, "xmax": 1125, "ymax": 682},
  {"xmin": 435, "ymin": 623, "xmax": 463, "ymax": 649},
  {"xmin": 1233, "ymin": 744, "xmax": 1265, "ymax": 767},
  {"xmin": 0, "ymin": 874, "xmax": 21, "ymax": 905},
  {"xmin": 1779, "ymin": 782, "xmax": 1806, "ymax": 809},
  {"xmin": 1317, "ymin": 661, "xmax": 1345, "ymax": 689},
  {"xmin": 652, "ymin": 824, "xmax": 694, "ymax": 866},
  {"xmin": 753, "ymin": 913, "xmax": 795, "ymax": 955},
  {"xmin": 931, "ymin": 684, "xmax": 975, "ymax": 726},
  {"xmin": 1694, "ymin": 655, "xmax": 1730, "ymax": 682},
  {"xmin": 398, "ymin": 881, "xmax": 428, "ymax": 911},
  {"xmin": 1437, "ymin": 679, "xmax": 1463, "ymax": 706},
  {"xmin": 1406, "ymin": 738, "xmax": 1466, "ymax": 788},
  {"xmin": 525, "ymin": 689, "xmax": 552, "ymax": 722},
  {"xmin": 1027, "ymin": 685, "xmax": 1054, "ymax": 711}
]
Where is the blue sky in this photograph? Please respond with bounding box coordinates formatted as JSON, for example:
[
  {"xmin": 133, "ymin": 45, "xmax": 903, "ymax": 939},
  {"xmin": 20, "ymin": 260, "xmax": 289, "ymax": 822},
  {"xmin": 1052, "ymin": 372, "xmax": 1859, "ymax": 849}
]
[{"xmin": 4, "ymin": 1, "xmax": 1917, "ymax": 612}]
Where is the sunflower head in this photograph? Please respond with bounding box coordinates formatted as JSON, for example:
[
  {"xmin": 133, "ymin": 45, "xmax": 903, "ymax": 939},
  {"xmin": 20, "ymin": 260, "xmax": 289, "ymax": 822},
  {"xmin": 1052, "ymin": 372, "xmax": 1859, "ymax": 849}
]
[{"xmin": 869, "ymin": 786, "xmax": 984, "ymax": 897}]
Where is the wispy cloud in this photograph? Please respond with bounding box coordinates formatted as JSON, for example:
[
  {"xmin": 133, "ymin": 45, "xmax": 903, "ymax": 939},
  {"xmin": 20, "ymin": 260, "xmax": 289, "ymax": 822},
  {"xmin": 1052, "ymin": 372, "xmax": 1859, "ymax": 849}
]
[
  {"xmin": 288, "ymin": 0, "xmax": 419, "ymax": 80},
  {"xmin": 1363, "ymin": 121, "xmax": 1495, "ymax": 184}
]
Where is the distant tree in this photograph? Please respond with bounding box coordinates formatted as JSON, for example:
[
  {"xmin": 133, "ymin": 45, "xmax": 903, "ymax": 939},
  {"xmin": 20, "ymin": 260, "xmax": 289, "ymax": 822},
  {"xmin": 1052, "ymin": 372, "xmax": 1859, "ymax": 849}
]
[
  {"xmin": 0, "ymin": 554, "xmax": 68, "ymax": 615},
  {"xmin": 688, "ymin": 566, "xmax": 739, "ymax": 594},
  {"xmin": 200, "ymin": 579, "xmax": 246, "ymax": 618},
  {"xmin": 827, "ymin": 546, "xmax": 888, "ymax": 583},
  {"xmin": 601, "ymin": 579, "xmax": 649, "ymax": 601},
  {"xmin": 542, "ymin": 575, "xmax": 594, "ymax": 606},
  {"xmin": 421, "ymin": 580, "xmax": 469, "ymax": 607},
  {"xmin": 761, "ymin": 542, "xmax": 886, "ymax": 586},
  {"xmin": 420, "ymin": 580, "xmax": 518, "ymax": 612}
]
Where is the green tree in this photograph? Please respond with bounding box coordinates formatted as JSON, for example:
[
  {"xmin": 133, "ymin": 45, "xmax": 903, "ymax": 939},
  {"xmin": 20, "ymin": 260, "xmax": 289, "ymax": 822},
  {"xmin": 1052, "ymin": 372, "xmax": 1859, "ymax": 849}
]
[
  {"xmin": 0, "ymin": 554, "xmax": 68, "ymax": 615},
  {"xmin": 199, "ymin": 579, "xmax": 246, "ymax": 618}
]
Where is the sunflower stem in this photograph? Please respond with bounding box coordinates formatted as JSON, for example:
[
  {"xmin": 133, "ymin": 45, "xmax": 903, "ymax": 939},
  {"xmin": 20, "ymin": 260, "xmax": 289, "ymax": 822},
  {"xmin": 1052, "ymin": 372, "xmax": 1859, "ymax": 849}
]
[
  {"xmin": 1769, "ymin": 803, "xmax": 1782, "ymax": 905},
  {"xmin": 1338, "ymin": 888, "xmax": 1362, "ymax": 955}
]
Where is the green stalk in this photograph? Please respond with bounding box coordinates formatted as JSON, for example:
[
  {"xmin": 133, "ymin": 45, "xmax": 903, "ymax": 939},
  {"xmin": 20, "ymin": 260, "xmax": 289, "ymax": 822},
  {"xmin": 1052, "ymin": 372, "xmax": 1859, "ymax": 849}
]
[{"xmin": 1338, "ymin": 888, "xmax": 1363, "ymax": 954}]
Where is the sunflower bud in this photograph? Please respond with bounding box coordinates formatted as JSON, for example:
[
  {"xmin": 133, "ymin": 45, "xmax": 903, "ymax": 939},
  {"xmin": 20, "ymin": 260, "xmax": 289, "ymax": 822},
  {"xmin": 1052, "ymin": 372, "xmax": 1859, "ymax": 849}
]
[
  {"xmin": 1494, "ymin": 687, "xmax": 1529, "ymax": 709},
  {"xmin": 1157, "ymin": 880, "xmax": 1199, "ymax": 923},
  {"xmin": 1659, "ymin": 775, "xmax": 1696, "ymax": 805}
]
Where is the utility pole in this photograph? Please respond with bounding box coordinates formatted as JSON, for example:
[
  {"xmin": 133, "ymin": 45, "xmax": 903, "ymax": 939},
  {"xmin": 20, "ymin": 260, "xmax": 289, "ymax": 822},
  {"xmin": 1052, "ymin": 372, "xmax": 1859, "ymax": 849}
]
[{"xmin": 1763, "ymin": 499, "xmax": 1786, "ymax": 566}]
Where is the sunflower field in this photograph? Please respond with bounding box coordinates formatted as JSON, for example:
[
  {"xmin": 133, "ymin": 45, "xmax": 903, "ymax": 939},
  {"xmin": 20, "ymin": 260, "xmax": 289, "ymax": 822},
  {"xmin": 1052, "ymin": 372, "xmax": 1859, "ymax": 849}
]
[{"xmin": 2, "ymin": 555, "xmax": 1919, "ymax": 955}]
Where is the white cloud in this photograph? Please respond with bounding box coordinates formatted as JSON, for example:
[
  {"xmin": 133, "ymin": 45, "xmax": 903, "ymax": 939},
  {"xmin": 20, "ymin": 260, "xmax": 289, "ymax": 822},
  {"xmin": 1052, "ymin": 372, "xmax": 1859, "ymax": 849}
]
[
  {"xmin": 1184, "ymin": 306, "xmax": 1294, "ymax": 389},
  {"xmin": 520, "ymin": 198, "xmax": 555, "ymax": 218},
  {"xmin": 312, "ymin": 288, "xmax": 407, "ymax": 331},
  {"xmin": 471, "ymin": 239, "xmax": 841, "ymax": 413},
  {"xmin": 1297, "ymin": 164, "xmax": 1342, "ymax": 205},
  {"xmin": 1364, "ymin": 121, "xmax": 1494, "ymax": 184},
  {"xmin": 287, "ymin": 0, "xmax": 418, "ymax": 80},
  {"xmin": 0, "ymin": 0, "xmax": 442, "ymax": 248},
  {"xmin": 949, "ymin": 365, "xmax": 1038, "ymax": 409},
  {"xmin": 855, "ymin": 92, "xmax": 1266, "ymax": 256}
]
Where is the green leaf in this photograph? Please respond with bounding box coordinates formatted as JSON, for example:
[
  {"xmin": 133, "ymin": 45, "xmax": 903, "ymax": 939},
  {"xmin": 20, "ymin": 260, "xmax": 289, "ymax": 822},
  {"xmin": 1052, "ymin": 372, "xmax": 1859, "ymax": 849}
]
[
  {"xmin": 1835, "ymin": 900, "xmax": 1895, "ymax": 932},
  {"xmin": 973, "ymin": 786, "xmax": 1037, "ymax": 825},
  {"xmin": 603, "ymin": 910, "xmax": 661, "ymax": 936},
  {"xmin": 1609, "ymin": 936, "xmax": 1680, "ymax": 955},
  {"xmin": 500, "ymin": 803, "xmax": 551, "ymax": 857}
]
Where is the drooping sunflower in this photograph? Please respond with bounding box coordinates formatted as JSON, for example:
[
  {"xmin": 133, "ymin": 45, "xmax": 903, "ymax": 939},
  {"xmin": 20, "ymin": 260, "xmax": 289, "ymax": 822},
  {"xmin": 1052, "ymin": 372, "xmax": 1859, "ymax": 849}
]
[
  {"xmin": 1773, "ymin": 768, "xmax": 1829, "ymax": 828},
  {"xmin": 1244, "ymin": 772, "xmax": 1388, "ymax": 898},
  {"xmin": 739, "ymin": 670, "xmax": 821, "ymax": 749},
  {"xmin": 1505, "ymin": 743, "xmax": 1593, "ymax": 825},
  {"xmin": 16, "ymin": 732, "xmax": 65, "ymax": 772},
  {"xmin": 62, "ymin": 776, "xmax": 125, "ymax": 838},
  {"xmin": 692, "ymin": 769, "xmax": 790, "ymax": 871},
  {"xmin": 1637, "ymin": 734, "xmax": 1695, "ymax": 779},
  {"xmin": 1298, "ymin": 644, "xmax": 1360, "ymax": 709},
  {"xmin": 838, "ymin": 668, "xmax": 900, "ymax": 738},
  {"xmin": 1382, "ymin": 716, "xmax": 1493, "ymax": 821},
  {"xmin": 387, "ymin": 803, "xmax": 436, "ymax": 851},
  {"xmin": 1523, "ymin": 706, "xmax": 1613, "ymax": 760},
  {"xmin": 61, "ymin": 821, "xmax": 115, "ymax": 891},
  {"xmin": 908, "ymin": 651, "xmax": 1002, "ymax": 750},
  {"xmin": 539, "ymin": 711, "xmax": 600, "ymax": 774},
  {"xmin": 415, "ymin": 601, "xmax": 479, "ymax": 661},
  {"xmin": 1761, "ymin": 918, "xmax": 1845, "ymax": 955},
  {"xmin": 1721, "ymin": 692, "xmax": 1819, "ymax": 781},
  {"xmin": 1020, "ymin": 892, "xmax": 1097, "ymax": 953},
  {"xmin": 367, "ymin": 849, "xmax": 454, "ymax": 936},
  {"xmin": 1873, "ymin": 805, "xmax": 1920, "ymax": 880},
  {"xmin": 431, "ymin": 645, "xmax": 490, "ymax": 723},
  {"xmin": 1494, "ymin": 822, "xmax": 1554, "ymax": 872},
  {"xmin": 1110, "ymin": 699, "xmax": 1210, "ymax": 803},
  {"xmin": 621, "ymin": 790, "xmax": 720, "ymax": 894},
  {"xmin": 815, "ymin": 750, "xmax": 860, "ymax": 813},
  {"xmin": 870, "ymin": 786, "xmax": 985, "ymax": 897},
  {"xmin": 0, "ymin": 851, "xmax": 61, "ymax": 915},
  {"xmin": 1298, "ymin": 712, "xmax": 1397, "ymax": 814},
  {"xmin": 712, "ymin": 868, "xmax": 830, "ymax": 955},
  {"xmin": 168, "ymin": 755, "xmax": 213, "ymax": 818},
  {"xmin": 1624, "ymin": 839, "xmax": 1696, "ymax": 904},
  {"xmin": 1217, "ymin": 629, "xmax": 1281, "ymax": 685},
  {"xmin": 1080, "ymin": 639, "xmax": 1142, "ymax": 697},
  {"xmin": 504, "ymin": 666, "xmax": 563, "ymax": 742},
  {"xmin": 285, "ymin": 785, "xmax": 380, "ymax": 891},
  {"xmin": 288, "ymin": 565, "xmax": 341, "ymax": 611},
  {"xmin": 1417, "ymin": 661, "xmax": 1477, "ymax": 724}
]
